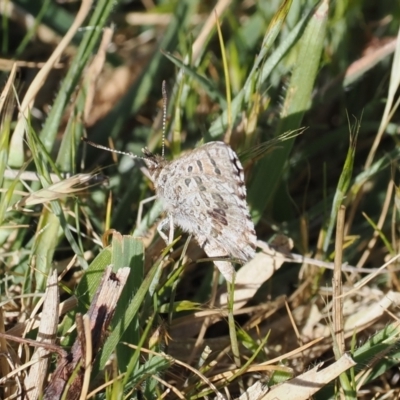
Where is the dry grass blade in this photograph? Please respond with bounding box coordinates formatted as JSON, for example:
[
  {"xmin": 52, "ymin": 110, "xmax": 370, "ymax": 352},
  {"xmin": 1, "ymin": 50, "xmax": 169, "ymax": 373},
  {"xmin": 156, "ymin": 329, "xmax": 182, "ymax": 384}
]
[
  {"xmin": 0, "ymin": 63, "xmax": 17, "ymax": 115},
  {"xmin": 0, "ymin": 308, "xmax": 11, "ymax": 397},
  {"xmin": 365, "ymin": 28, "xmax": 400, "ymax": 168},
  {"xmin": 17, "ymin": 0, "xmax": 92, "ymax": 116},
  {"xmin": 44, "ymin": 266, "xmax": 130, "ymax": 399},
  {"xmin": 0, "ymin": 58, "xmax": 64, "ymax": 71},
  {"xmin": 356, "ymin": 179, "xmax": 395, "ymax": 269},
  {"xmin": 4, "ymin": 297, "xmax": 77, "ymax": 339},
  {"xmin": 236, "ymin": 382, "xmax": 269, "ymax": 400},
  {"xmin": 332, "ymin": 206, "xmax": 345, "ymax": 358},
  {"xmin": 218, "ymin": 235, "xmax": 293, "ymax": 309},
  {"xmin": 24, "ymin": 270, "xmax": 59, "ymax": 400},
  {"xmin": 10, "ymin": 0, "xmax": 93, "ymax": 165},
  {"xmin": 264, "ymin": 354, "xmax": 356, "ymax": 400},
  {"xmin": 84, "ymin": 27, "xmax": 114, "ymax": 123},
  {"xmin": 147, "ymin": 345, "xmax": 226, "ymax": 400},
  {"xmin": 342, "ymin": 253, "xmax": 400, "ymax": 298},
  {"xmin": 344, "ymin": 290, "xmax": 400, "ymax": 332}
]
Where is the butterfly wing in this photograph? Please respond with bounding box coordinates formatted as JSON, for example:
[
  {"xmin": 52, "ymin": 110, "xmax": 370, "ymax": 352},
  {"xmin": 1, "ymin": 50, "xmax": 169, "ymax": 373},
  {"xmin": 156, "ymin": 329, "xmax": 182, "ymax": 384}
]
[{"xmin": 153, "ymin": 142, "xmax": 256, "ymax": 282}]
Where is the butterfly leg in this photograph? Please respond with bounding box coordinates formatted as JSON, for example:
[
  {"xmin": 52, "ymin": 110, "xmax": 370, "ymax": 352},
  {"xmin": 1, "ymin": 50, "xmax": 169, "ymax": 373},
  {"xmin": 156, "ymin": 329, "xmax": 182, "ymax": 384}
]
[
  {"xmin": 136, "ymin": 195, "xmax": 157, "ymax": 229},
  {"xmin": 157, "ymin": 214, "xmax": 174, "ymax": 246},
  {"xmin": 168, "ymin": 214, "xmax": 174, "ymax": 244}
]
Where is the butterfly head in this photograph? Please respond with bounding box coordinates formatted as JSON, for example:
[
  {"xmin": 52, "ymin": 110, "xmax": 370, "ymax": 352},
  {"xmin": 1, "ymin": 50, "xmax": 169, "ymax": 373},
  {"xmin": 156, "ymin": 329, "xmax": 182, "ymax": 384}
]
[{"xmin": 142, "ymin": 148, "xmax": 167, "ymax": 180}]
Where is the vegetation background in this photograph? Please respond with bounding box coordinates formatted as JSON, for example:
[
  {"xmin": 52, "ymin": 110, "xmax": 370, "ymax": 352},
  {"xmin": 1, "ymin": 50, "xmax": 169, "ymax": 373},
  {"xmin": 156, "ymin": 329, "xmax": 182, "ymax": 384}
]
[{"xmin": 0, "ymin": 0, "xmax": 400, "ymax": 398}]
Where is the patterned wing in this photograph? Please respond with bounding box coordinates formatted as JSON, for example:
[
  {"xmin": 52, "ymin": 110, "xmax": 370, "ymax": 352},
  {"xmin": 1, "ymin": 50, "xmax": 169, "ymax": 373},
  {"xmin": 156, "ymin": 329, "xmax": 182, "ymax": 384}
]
[
  {"xmin": 195, "ymin": 143, "xmax": 256, "ymax": 259},
  {"xmin": 153, "ymin": 142, "xmax": 256, "ymax": 282}
]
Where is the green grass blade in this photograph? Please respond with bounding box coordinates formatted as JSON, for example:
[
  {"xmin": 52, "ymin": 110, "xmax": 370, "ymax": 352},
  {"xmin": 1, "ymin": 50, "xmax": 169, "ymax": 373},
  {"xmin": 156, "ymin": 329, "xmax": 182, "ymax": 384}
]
[
  {"xmin": 315, "ymin": 323, "xmax": 400, "ymax": 399},
  {"xmin": 322, "ymin": 120, "xmax": 359, "ymax": 254},
  {"xmin": 113, "ymin": 234, "xmax": 144, "ymax": 372},
  {"xmin": 248, "ymin": 1, "xmax": 329, "ymax": 222},
  {"xmin": 90, "ymin": 0, "xmax": 200, "ymax": 144},
  {"xmin": 13, "ymin": 0, "xmax": 79, "ymax": 40},
  {"xmin": 40, "ymin": 0, "xmax": 116, "ymax": 152},
  {"xmin": 162, "ymin": 50, "xmax": 226, "ymax": 106},
  {"xmin": 208, "ymin": 0, "xmax": 296, "ymax": 139},
  {"xmin": 94, "ymin": 238, "xmax": 165, "ymax": 374},
  {"xmin": 27, "ymin": 210, "xmax": 61, "ymax": 293}
]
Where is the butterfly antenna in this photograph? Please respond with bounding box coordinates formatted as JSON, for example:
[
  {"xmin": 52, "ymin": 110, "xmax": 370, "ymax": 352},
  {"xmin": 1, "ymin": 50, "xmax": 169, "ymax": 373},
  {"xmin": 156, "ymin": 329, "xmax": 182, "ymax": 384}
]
[
  {"xmin": 161, "ymin": 80, "xmax": 167, "ymax": 158},
  {"xmin": 82, "ymin": 137, "xmax": 142, "ymax": 160}
]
